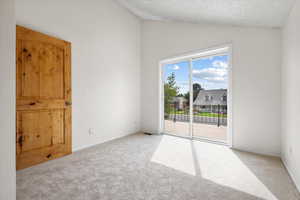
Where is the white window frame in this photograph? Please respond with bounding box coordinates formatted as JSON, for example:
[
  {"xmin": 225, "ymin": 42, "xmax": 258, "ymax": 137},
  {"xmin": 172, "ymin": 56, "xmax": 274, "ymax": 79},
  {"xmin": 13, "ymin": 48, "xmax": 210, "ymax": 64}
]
[{"xmin": 158, "ymin": 44, "xmax": 233, "ymax": 147}]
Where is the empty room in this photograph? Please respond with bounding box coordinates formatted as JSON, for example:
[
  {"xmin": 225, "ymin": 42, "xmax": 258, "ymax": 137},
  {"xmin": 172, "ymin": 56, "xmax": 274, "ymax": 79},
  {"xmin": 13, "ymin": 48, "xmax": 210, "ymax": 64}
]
[{"xmin": 1, "ymin": 0, "xmax": 300, "ymax": 199}]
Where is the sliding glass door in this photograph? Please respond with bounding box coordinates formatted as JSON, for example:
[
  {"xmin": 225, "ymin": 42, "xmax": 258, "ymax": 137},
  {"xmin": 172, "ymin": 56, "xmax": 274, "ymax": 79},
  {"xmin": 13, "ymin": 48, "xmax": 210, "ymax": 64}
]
[
  {"xmin": 162, "ymin": 48, "xmax": 230, "ymax": 144},
  {"xmin": 192, "ymin": 55, "xmax": 228, "ymax": 143}
]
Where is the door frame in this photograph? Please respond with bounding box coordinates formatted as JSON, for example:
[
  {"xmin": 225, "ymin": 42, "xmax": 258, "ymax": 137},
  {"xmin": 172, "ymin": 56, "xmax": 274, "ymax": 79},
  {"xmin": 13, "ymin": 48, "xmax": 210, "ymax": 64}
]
[{"xmin": 158, "ymin": 43, "xmax": 233, "ymax": 147}]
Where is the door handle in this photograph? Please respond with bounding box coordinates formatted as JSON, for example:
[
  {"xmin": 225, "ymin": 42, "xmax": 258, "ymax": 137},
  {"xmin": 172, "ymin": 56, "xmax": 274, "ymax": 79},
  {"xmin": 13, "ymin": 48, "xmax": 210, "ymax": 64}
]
[{"xmin": 65, "ymin": 101, "xmax": 72, "ymax": 106}]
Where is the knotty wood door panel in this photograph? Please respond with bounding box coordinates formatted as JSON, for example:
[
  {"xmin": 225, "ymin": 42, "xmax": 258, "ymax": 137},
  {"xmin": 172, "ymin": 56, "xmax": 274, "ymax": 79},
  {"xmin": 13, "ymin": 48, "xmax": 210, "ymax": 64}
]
[{"xmin": 16, "ymin": 25, "xmax": 72, "ymax": 170}]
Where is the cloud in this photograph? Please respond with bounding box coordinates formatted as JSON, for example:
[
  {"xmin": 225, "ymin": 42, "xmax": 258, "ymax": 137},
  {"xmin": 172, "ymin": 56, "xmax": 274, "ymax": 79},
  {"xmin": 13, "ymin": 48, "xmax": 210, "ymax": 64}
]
[
  {"xmin": 192, "ymin": 59, "xmax": 228, "ymax": 83},
  {"xmin": 212, "ymin": 60, "xmax": 228, "ymax": 69},
  {"xmin": 172, "ymin": 65, "xmax": 180, "ymax": 70},
  {"xmin": 193, "ymin": 67, "xmax": 227, "ymax": 83}
]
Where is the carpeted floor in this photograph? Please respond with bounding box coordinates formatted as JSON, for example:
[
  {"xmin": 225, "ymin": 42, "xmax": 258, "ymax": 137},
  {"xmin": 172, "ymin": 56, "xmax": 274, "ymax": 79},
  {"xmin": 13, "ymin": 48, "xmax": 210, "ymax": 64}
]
[{"xmin": 17, "ymin": 134, "xmax": 300, "ymax": 200}]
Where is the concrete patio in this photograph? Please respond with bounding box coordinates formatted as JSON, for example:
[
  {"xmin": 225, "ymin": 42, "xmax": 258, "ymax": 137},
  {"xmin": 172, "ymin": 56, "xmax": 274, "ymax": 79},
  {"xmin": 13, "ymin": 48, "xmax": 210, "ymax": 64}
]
[{"xmin": 164, "ymin": 120, "xmax": 227, "ymax": 142}]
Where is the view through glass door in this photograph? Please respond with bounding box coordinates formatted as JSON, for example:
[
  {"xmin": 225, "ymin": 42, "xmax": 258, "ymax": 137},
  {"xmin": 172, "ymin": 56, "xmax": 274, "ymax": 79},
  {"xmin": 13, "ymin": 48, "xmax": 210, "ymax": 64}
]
[
  {"xmin": 162, "ymin": 48, "xmax": 229, "ymax": 144},
  {"xmin": 163, "ymin": 61, "xmax": 190, "ymax": 137},
  {"xmin": 192, "ymin": 54, "xmax": 228, "ymax": 142}
]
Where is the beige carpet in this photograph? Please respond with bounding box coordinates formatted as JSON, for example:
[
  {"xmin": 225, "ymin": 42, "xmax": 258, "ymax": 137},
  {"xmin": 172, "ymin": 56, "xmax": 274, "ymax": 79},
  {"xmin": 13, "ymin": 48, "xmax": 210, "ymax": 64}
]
[{"xmin": 17, "ymin": 134, "xmax": 300, "ymax": 200}]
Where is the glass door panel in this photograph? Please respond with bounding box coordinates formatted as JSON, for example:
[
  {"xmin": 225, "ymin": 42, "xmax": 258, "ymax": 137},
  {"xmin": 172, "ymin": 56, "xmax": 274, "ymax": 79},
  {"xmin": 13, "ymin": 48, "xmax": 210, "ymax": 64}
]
[
  {"xmin": 192, "ymin": 55, "xmax": 229, "ymax": 142},
  {"xmin": 163, "ymin": 61, "xmax": 190, "ymax": 138}
]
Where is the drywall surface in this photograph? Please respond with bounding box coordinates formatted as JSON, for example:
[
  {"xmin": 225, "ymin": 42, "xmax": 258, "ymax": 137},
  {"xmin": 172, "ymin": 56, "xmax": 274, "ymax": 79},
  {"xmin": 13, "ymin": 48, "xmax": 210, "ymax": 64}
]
[
  {"xmin": 116, "ymin": 0, "xmax": 294, "ymax": 28},
  {"xmin": 282, "ymin": 0, "xmax": 300, "ymax": 191},
  {"xmin": 0, "ymin": 0, "xmax": 16, "ymax": 199},
  {"xmin": 141, "ymin": 21, "xmax": 281, "ymax": 156},
  {"xmin": 16, "ymin": 0, "xmax": 141, "ymax": 151}
]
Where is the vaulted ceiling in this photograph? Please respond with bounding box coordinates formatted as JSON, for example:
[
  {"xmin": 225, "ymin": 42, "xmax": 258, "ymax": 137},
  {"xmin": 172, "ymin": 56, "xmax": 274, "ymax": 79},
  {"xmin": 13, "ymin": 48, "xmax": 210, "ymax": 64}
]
[{"xmin": 116, "ymin": 0, "xmax": 295, "ymax": 28}]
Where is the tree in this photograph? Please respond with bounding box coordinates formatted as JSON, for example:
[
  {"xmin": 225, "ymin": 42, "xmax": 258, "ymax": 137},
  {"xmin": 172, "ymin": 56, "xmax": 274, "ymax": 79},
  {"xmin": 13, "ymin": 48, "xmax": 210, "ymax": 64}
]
[
  {"xmin": 164, "ymin": 72, "xmax": 179, "ymax": 114},
  {"xmin": 184, "ymin": 92, "xmax": 190, "ymax": 104},
  {"xmin": 193, "ymin": 83, "xmax": 203, "ymax": 101},
  {"xmin": 183, "ymin": 83, "xmax": 204, "ymax": 104}
]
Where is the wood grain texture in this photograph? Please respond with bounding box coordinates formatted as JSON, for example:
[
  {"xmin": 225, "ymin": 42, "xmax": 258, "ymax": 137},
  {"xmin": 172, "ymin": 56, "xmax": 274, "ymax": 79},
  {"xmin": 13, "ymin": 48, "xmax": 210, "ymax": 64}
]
[{"xmin": 16, "ymin": 25, "xmax": 72, "ymax": 170}]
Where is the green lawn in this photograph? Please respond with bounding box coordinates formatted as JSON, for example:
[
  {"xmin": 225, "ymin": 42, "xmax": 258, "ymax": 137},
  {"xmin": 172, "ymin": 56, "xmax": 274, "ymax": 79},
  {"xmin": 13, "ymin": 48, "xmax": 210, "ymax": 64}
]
[
  {"xmin": 169, "ymin": 111, "xmax": 227, "ymax": 118},
  {"xmin": 194, "ymin": 112, "xmax": 227, "ymax": 118}
]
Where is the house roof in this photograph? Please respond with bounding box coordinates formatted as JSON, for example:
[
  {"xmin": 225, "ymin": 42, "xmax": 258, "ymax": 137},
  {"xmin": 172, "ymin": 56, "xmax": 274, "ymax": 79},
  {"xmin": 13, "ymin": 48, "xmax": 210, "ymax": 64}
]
[{"xmin": 194, "ymin": 89, "xmax": 227, "ymax": 106}]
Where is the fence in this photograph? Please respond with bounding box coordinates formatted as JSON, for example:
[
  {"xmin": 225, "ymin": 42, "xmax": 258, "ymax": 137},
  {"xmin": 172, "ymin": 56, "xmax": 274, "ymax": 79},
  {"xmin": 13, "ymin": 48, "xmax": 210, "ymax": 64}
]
[{"xmin": 165, "ymin": 103, "xmax": 227, "ymax": 126}]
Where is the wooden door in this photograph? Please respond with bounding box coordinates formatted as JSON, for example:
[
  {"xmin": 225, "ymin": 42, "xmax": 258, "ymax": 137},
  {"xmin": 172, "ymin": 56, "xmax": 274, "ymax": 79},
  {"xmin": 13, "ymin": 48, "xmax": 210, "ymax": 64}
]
[{"xmin": 16, "ymin": 26, "xmax": 72, "ymax": 170}]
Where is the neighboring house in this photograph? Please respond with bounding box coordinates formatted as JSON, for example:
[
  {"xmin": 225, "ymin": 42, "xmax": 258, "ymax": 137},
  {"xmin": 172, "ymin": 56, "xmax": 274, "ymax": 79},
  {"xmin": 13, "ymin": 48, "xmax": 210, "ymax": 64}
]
[
  {"xmin": 171, "ymin": 97, "xmax": 188, "ymax": 110},
  {"xmin": 193, "ymin": 89, "xmax": 227, "ymax": 113}
]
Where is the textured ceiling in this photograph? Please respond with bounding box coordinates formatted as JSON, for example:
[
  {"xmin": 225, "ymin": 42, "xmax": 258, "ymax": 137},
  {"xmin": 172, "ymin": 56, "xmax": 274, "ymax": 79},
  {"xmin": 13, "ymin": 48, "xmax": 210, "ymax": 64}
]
[{"xmin": 116, "ymin": 0, "xmax": 295, "ymax": 28}]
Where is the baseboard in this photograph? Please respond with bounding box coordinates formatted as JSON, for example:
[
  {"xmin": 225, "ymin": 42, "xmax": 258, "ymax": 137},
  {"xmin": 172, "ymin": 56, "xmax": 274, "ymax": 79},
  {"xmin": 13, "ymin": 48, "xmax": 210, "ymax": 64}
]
[
  {"xmin": 140, "ymin": 129, "xmax": 161, "ymax": 135},
  {"xmin": 282, "ymin": 158, "xmax": 300, "ymax": 193},
  {"xmin": 73, "ymin": 142, "xmax": 101, "ymax": 152},
  {"xmin": 72, "ymin": 131, "xmax": 140, "ymax": 152},
  {"xmin": 231, "ymin": 147, "xmax": 281, "ymax": 158}
]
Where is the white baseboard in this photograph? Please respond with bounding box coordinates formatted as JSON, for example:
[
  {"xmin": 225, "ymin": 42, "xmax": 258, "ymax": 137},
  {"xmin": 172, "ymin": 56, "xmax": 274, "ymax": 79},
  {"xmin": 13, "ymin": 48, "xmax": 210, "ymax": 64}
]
[
  {"xmin": 140, "ymin": 129, "xmax": 160, "ymax": 135},
  {"xmin": 73, "ymin": 142, "xmax": 100, "ymax": 152},
  {"xmin": 282, "ymin": 158, "xmax": 300, "ymax": 193},
  {"xmin": 72, "ymin": 132, "xmax": 140, "ymax": 152},
  {"xmin": 231, "ymin": 146, "xmax": 281, "ymax": 158}
]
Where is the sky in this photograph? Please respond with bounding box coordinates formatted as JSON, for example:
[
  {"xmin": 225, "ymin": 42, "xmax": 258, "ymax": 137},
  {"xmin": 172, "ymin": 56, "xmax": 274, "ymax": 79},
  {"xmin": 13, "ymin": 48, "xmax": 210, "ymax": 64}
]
[{"xmin": 163, "ymin": 55, "xmax": 229, "ymax": 94}]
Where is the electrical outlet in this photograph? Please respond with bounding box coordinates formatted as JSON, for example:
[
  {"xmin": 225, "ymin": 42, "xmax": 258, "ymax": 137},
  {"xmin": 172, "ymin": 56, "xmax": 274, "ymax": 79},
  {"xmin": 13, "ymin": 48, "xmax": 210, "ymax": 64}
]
[
  {"xmin": 289, "ymin": 147, "xmax": 293, "ymax": 156},
  {"xmin": 133, "ymin": 121, "xmax": 137, "ymax": 128},
  {"xmin": 89, "ymin": 128, "xmax": 95, "ymax": 135}
]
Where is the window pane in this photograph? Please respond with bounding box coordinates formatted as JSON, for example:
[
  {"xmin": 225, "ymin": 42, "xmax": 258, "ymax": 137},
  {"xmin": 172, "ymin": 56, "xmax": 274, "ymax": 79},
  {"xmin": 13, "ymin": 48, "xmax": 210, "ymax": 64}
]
[
  {"xmin": 192, "ymin": 54, "xmax": 228, "ymax": 142},
  {"xmin": 163, "ymin": 61, "xmax": 190, "ymax": 137}
]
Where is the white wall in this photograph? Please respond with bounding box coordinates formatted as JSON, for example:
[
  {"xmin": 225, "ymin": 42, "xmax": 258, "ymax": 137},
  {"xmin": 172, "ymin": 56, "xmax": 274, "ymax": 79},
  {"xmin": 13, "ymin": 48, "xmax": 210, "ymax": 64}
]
[
  {"xmin": 16, "ymin": 0, "xmax": 141, "ymax": 151},
  {"xmin": 0, "ymin": 0, "xmax": 16, "ymax": 199},
  {"xmin": 282, "ymin": 0, "xmax": 300, "ymax": 191},
  {"xmin": 141, "ymin": 21, "xmax": 282, "ymax": 156}
]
